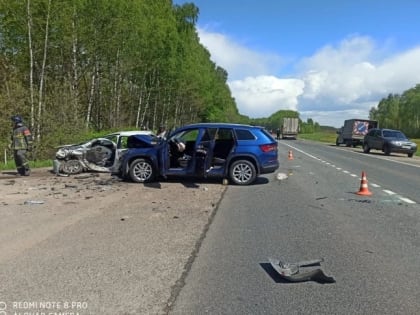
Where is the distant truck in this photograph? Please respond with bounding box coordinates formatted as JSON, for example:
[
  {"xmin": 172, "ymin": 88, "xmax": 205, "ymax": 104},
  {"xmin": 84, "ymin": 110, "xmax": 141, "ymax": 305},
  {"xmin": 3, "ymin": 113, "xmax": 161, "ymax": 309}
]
[
  {"xmin": 336, "ymin": 119, "xmax": 378, "ymax": 147},
  {"xmin": 281, "ymin": 117, "xmax": 299, "ymax": 139}
]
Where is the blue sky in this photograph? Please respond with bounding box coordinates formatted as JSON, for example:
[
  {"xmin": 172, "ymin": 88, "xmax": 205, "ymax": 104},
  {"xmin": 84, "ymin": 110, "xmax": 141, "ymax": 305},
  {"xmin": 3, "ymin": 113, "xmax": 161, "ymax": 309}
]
[{"xmin": 173, "ymin": 0, "xmax": 420, "ymax": 127}]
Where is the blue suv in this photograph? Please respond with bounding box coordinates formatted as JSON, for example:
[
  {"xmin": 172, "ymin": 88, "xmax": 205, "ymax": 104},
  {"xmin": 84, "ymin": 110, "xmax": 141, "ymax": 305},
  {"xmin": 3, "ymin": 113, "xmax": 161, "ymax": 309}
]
[{"xmin": 118, "ymin": 123, "xmax": 279, "ymax": 185}]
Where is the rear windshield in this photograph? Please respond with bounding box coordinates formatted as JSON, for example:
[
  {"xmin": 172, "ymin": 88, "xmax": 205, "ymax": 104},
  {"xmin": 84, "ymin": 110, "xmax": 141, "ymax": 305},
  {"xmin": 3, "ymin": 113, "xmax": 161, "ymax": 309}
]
[{"xmin": 260, "ymin": 128, "xmax": 276, "ymax": 141}]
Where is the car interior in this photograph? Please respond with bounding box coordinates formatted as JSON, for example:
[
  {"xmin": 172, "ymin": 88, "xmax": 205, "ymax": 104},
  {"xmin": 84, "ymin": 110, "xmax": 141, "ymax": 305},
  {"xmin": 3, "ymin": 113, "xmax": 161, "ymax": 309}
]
[
  {"xmin": 87, "ymin": 139, "xmax": 116, "ymax": 166},
  {"xmin": 167, "ymin": 128, "xmax": 236, "ymax": 170}
]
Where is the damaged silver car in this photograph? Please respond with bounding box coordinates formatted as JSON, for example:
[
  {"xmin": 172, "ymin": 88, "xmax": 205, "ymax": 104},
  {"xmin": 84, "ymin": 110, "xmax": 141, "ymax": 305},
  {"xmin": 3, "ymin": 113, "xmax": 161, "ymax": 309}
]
[{"xmin": 53, "ymin": 130, "xmax": 155, "ymax": 175}]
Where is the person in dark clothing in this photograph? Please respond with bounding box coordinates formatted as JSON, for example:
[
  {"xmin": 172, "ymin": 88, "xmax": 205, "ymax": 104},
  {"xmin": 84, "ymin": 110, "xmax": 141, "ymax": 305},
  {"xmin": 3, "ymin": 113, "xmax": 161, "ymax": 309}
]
[
  {"xmin": 276, "ymin": 128, "xmax": 281, "ymax": 140},
  {"xmin": 10, "ymin": 115, "xmax": 33, "ymax": 176},
  {"xmin": 157, "ymin": 125, "xmax": 167, "ymax": 139}
]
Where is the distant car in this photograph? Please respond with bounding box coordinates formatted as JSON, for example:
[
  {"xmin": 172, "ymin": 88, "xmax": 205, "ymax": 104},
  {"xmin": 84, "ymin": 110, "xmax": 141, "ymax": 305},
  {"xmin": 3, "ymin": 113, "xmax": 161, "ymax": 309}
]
[
  {"xmin": 53, "ymin": 130, "xmax": 155, "ymax": 174},
  {"xmin": 119, "ymin": 123, "xmax": 279, "ymax": 185},
  {"xmin": 363, "ymin": 128, "xmax": 417, "ymax": 157}
]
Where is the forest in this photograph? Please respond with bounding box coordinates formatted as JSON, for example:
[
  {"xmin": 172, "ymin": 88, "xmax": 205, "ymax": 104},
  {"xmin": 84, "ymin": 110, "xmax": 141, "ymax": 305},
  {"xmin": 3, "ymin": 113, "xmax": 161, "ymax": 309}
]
[
  {"xmin": 0, "ymin": 0, "xmax": 247, "ymax": 160},
  {"xmin": 1, "ymin": 1, "xmax": 418, "ymax": 162},
  {"xmin": 369, "ymin": 84, "xmax": 420, "ymax": 138}
]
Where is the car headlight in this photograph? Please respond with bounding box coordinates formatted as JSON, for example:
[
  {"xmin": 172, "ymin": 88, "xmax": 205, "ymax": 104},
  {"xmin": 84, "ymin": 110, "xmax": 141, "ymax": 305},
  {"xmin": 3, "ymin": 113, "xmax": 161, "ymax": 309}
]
[
  {"xmin": 56, "ymin": 149, "xmax": 67, "ymax": 159},
  {"xmin": 390, "ymin": 141, "xmax": 401, "ymax": 146}
]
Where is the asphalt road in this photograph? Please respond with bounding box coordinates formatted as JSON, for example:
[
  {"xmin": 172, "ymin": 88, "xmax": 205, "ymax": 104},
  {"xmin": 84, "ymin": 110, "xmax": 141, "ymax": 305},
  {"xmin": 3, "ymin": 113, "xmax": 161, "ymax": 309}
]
[{"xmin": 170, "ymin": 140, "xmax": 420, "ymax": 314}]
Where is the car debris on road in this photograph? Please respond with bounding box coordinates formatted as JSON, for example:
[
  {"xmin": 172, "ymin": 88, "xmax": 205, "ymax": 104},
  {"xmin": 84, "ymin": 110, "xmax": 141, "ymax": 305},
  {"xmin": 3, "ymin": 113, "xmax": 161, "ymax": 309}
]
[{"xmin": 268, "ymin": 257, "xmax": 335, "ymax": 284}]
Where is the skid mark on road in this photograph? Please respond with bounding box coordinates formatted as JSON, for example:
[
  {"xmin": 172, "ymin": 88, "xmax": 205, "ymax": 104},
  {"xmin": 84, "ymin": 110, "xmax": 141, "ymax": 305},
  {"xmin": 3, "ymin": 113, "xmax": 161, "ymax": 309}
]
[{"xmin": 279, "ymin": 142, "xmax": 417, "ymax": 204}]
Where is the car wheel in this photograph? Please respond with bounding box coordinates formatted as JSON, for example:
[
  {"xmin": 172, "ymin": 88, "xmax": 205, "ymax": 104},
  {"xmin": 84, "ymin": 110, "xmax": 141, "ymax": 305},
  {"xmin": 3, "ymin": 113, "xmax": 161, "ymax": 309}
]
[
  {"xmin": 62, "ymin": 159, "xmax": 83, "ymax": 174},
  {"xmin": 229, "ymin": 160, "xmax": 257, "ymax": 185},
  {"xmin": 129, "ymin": 158, "xmax": 155, "ymax": 183},
  {"xmin": 363, "ymin": 143, "xmax": 370, "ymax": 153},
  {"xmin": 408, "ymin": 153, "xmax": 414, "ymax": 158},
  {"xmin": 384, "ymin": 145, "xmax": 391, "ymax": 156}
]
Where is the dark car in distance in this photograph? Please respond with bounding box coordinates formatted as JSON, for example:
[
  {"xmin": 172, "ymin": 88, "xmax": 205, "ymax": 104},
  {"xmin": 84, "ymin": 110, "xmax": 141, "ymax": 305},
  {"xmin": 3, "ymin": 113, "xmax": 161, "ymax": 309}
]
[
  {"xmin": 363, "ymin": 128, "xmax": 417, "ymax": 157},
  {"xmin": 118, "ymin": 123, "xmax": 279, "ymax": 185}
]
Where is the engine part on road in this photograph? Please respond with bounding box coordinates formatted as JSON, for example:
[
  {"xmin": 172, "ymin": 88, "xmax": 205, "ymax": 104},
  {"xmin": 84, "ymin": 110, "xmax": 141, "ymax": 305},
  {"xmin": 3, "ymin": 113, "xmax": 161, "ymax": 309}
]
[{"xmin": 268, "ymin": 257, "xmax": 335, "ymax": 283}]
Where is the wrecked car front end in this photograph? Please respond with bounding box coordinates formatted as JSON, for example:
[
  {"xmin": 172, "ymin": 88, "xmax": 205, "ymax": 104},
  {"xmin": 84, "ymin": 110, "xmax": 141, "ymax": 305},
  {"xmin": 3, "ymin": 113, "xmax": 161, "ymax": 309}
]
[{"xmin": 53, "ymin": 138, "xmax": 116, "ymax": 175}]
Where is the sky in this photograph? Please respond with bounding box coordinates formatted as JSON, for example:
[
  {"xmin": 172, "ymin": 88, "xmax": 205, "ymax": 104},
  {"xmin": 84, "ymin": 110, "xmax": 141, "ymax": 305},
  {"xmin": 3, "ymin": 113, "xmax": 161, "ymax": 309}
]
[{"xmin": 172, "ymin": 0, "xmax": 420, "ymax": 127}]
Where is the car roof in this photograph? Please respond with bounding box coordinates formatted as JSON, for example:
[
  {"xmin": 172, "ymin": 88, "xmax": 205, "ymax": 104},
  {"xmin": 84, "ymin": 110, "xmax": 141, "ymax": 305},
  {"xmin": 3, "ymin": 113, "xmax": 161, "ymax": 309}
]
[
  {"xmin": 178, "ymin": 123, "xmax": 261, "ymax": 129},
  {"xmin": 371, "ymin": 128, "xmax": 402, "ymax": 132},
  {"xmin": 105, "ymin": 130, "xmax": 154, "ymax": 137}
]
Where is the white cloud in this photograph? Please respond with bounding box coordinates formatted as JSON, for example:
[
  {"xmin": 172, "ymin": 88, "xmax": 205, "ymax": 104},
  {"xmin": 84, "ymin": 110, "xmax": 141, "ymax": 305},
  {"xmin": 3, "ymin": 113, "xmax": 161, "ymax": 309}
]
[
  {"xmin": 197, "ymin": 28, "xmax": 420, "ymax": 127},
  {"xmin": 197, "ymin": 27, "xmax": 284, "ymax": 80},
  {"xmin": 229, "ymin": 76, "xmax": 304, "ymax": 118}
]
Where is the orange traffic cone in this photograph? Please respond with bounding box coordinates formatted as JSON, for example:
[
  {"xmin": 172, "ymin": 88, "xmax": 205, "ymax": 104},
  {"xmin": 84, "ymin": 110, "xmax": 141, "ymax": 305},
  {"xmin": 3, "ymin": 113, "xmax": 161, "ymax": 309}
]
[
  {"xmin": 288, "ymin": 150, "xmax": 294, "ymax": 160},
  {"xmin": 356, "ymin": 171, "xmax": 372, "ymax": 196}
]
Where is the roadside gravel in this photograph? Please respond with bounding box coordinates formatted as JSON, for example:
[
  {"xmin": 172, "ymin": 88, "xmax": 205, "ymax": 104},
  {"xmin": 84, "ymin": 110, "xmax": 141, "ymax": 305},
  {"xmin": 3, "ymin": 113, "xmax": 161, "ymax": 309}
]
[{"xmin": 0, "ymin": 168, "xmax": 227, "ymax": 314}]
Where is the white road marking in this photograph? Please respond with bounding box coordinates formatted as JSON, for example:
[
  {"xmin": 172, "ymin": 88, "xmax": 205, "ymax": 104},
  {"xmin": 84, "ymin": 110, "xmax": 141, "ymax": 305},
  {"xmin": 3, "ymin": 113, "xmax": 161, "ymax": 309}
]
[
  {"xmin": 383, "ymin": 190, "xmax": 396, "ymax": 195},
  {"xmin": 278, "ymin": 142, "xmax": 417, "ymax": 205},
  {"xmin": 398, "ymin": 197, "xmax": 416, "ymax": 204}
]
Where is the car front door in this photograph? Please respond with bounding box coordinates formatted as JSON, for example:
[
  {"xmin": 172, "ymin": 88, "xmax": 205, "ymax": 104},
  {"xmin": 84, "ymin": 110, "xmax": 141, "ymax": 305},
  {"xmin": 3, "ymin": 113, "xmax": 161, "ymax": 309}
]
[
  {"xmin": 372, "ymin": 130, "xmax": 384, "ymax": 149},
  {"xmin": 159, "ymin": 138, "xmax": 170, "ymax": 178},
  {"xmin": 194, "ymin": 128, "xmax": 217, "ymax": 176}
]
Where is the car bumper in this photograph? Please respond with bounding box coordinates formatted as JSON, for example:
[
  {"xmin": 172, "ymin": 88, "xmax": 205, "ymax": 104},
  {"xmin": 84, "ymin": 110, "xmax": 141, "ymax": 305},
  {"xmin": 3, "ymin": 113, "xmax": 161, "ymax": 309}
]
[
  {"xmin": 260, "ymin": 160, "xmax": 280, "ymax": 174},
  {"xmin": 389, "ymin": 144, "xmax": 417, "ymax": 154}
]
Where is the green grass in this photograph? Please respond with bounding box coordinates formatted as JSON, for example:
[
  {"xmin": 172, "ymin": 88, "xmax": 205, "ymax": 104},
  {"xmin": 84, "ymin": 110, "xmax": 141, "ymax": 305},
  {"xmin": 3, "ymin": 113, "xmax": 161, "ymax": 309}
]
[
  {"xmin": 299, "ymin": 131, "xmax": 420, "ymax": 157},
  {"xmin": 413, "ymin": 139, "xmax": 420, "ymax": 156},
  {"xmin": 0, "ymin": 159, "xmax": 53, "ymax": 171},
  {"xmin": 299, "ymin": 131, "xmax": 337, "ymax": 144}
]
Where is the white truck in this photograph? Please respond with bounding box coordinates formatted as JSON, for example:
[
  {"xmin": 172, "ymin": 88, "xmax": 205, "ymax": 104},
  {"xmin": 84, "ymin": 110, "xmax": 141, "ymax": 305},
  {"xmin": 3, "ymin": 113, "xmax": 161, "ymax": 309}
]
[
  {"xmin": 281, "ymin": 118, "xmax": 299, "ymax": 139},
  {"xmin": 336, "ymin": 119, "xmax": 378, "ymax": 147}
]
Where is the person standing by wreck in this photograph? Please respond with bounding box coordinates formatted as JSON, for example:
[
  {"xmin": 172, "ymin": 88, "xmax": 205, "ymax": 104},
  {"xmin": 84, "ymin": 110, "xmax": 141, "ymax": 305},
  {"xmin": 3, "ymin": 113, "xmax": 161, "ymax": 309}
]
[
  {"xmin": 157, "ymin": 125, "xmax": 167, "ymax": 139},
  {"xmin": 10, "ymin": 115, "xmax": 33, "ymax": 176}
]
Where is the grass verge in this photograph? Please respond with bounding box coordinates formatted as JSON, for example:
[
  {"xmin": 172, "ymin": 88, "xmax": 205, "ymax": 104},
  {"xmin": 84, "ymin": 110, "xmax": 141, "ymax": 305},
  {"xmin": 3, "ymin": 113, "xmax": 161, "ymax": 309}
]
[
  {"xmin": 0, "ymin": 159, "xmax": 53, "ymax": 171},
  {"xmin": 299, "ymin": 132, "xmax": 420, "ymax": 157}
]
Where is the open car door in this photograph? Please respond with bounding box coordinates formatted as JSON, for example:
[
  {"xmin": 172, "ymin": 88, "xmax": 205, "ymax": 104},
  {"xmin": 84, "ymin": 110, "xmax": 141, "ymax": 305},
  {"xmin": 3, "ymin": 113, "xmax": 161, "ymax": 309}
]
[{"xmin": 194, "ymin": 128, "xmax": 217, "ymax": 176}]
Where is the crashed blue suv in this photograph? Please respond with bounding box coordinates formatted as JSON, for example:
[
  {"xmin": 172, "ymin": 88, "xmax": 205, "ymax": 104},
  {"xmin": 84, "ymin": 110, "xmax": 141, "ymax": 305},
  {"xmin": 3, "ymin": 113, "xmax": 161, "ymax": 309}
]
[{"xmin": 118, "ymin": 123, "xmax": 279, "ymax": 185}]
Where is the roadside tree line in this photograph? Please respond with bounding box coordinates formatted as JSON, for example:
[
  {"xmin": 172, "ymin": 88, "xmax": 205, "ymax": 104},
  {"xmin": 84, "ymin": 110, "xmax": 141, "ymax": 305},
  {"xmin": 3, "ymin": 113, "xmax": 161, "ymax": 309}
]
[
  {"xmin": 369, "ymin": 84, "xmax": 420, "ymax": 138},
  {"xmin": 0, "ymin": 0, "xmax": 244, "ymax": 159}
]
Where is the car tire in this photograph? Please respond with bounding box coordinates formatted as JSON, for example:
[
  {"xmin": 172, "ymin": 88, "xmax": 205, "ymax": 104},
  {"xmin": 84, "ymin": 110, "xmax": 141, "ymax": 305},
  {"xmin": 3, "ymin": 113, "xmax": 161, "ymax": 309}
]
[
  {"xmin": 129, "ymin": 158, "xmax": 155, "ymax": 183},
  {"xmin": 363, "ymin": 143, "xmax": 370, "ymax": 153},
  {"xmin": 62, "ymin": 159, "xmax": 83, "ymax": 174},
  {"xmin": 229, "ymin": 159, "xmax": 257, "ymax": 185},
  {"xmin": 384, "ymin": 145, "xmax": 391, "ymax": 156},
  {"xmin": 408, "ymin": 153, "xmax": 414, "ymax": 158}
]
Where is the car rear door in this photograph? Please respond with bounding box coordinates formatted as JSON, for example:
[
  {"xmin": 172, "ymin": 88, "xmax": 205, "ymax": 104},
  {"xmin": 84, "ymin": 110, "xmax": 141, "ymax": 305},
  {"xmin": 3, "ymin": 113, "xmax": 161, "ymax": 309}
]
[{"xmin": 369, "ymin": 129, "xmax": 383, "ymax": 149}]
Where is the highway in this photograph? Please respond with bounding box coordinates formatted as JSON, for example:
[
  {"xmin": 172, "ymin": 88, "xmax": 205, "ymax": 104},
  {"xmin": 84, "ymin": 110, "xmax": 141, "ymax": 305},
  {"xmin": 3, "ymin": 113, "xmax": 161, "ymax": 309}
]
[{"xmin": 170, "ymin": 139, "xmax": 420, "ymax": 315}]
